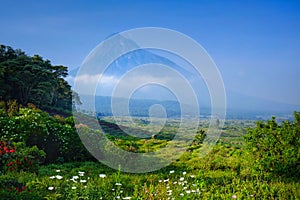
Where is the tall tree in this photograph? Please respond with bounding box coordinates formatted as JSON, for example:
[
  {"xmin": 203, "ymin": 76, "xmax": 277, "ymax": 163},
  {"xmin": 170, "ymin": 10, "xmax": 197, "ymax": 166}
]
[{"xmin": 0, "ymin": 44, "xmax": 75, "ymax": 112}]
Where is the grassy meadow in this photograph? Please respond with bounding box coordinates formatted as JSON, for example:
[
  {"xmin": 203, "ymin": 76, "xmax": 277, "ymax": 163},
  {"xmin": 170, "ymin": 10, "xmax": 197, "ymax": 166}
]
[{"xmin": 1, "ymin": 113, "xmax": 299, "ymax": 199}]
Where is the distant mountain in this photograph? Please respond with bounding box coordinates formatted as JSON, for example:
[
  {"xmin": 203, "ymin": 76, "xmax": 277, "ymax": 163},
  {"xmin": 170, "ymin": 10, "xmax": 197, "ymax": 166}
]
[
  {"xmin": 68, "ymin": 33, "xmax": 194, "ymax": 80},
  {"xmin": 68, "ymin": 33, "xmax": 300, "ymax": 120},
  {"xmin": 68, "ymin": 33, "xmax": 205, "ymax": 102}
]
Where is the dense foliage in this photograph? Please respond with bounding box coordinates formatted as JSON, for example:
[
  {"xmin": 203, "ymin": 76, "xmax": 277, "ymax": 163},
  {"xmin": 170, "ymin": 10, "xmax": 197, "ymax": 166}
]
[
  {"xmin": 0, "ymin": 140, "xmax": 45, "ymax": 174},
  {"xmin": 0, "ymin": 101, "xmax": 94, "ymax": 163},
  {"xmin": 0, "ymin": 44, "xmax": 76, "ymax": 112},
  {"xmin": 244, "ymin": 112, "xmax": 300, "ymax": 178}
]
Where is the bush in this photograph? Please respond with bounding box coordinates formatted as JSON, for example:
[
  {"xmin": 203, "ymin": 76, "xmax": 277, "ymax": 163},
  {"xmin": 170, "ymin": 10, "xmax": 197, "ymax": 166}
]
[
  {"xmin": 0, "ymin": 140, "xmax": 45, "ymax": 174},
  {"xmin": 0, "ymin": 103, "xmax": 95, "ymax": 163},
  {"xmin": 0, "ymin": 140, "xmax": 16, "ymax": 173},
  {"xmin": 0, "ymin": 171, "xmax": 41, "ymax": 199},
  {"xmin": 244, "ymin": 111, "xmax": 300, "ymax": 178},
  {"xmin": 8, "ymin": 142, "xmax": 46, "ymax": 173}
]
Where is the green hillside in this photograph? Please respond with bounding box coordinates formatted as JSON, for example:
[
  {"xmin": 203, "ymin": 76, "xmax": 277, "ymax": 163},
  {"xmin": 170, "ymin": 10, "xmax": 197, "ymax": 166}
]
[{"xmin": 0, "ymin": 45, "xmax": 299, "ymax": 199}]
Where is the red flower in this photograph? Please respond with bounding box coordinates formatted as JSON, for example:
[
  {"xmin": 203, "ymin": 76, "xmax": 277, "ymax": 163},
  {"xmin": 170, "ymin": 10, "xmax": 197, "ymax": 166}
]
[
  {"xmin": 20, "ymin": 186, "xmax": 26, "ymax": 192},
  {"xmin": 9, "ymin": 149, "xmax": 15, "ymax": 153},
  {"xmin": 16, "ymin": 185, "xmax": 27, "ymax": 193}
]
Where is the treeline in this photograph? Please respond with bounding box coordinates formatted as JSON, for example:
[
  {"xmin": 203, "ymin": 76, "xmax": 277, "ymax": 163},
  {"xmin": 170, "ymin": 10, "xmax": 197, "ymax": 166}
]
[{"xmin": 0, "ymin": 44, "xmax": 80, "ymax": 113}]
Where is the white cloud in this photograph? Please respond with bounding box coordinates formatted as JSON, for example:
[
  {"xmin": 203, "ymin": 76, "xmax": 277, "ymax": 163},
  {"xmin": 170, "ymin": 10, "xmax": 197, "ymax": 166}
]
[
  {"xmin": 73, "ymin": 73, "xmax": 119, "ymax": 95},
  {"xmin": 75, "ymin": 74, "xmax": 118, "ymax": 85},
  {"xmin": 72, "ymin": 67, "xmax": 209, "ymax": 106}
]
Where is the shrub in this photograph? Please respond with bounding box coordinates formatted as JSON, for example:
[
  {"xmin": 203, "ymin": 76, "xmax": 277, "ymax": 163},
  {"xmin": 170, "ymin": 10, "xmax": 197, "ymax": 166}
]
[
  {"xmin": 8, "ymin": 142, "xmax": 46, "ymax": 173},
  {"xmin": 0, "ymin": 104, "xmax": 95, "ymax": 163},
  {"xmin": 0, "ymin": 171, "xmax": 41, "ymax": 199},
  {"xmin": 0, "ymin": 140, "xmax": 16, "ymax": 173},
  {"xmin": 244, "ymin": 111, "xmax": 300, "ymax": 178},
  {"xmin": 0, "ymin": 140, "xmax": 45, "ymax": 174}
]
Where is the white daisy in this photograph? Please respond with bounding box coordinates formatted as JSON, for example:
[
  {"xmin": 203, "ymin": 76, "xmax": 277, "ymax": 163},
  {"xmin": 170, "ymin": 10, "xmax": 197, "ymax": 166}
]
[
  {"xmin": 99, "ymin": 174, "xmax": 106, "ymax": 178},
  {"xmin": 56, "ymin": 175, "xmax": 63, "ymax": 180},
  {"xmin": 48, "ymin": 186, "xmax": 54, "ymax": 191}
]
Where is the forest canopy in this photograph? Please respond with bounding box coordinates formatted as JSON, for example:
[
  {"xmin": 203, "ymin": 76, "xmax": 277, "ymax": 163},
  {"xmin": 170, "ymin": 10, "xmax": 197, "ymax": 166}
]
[{"xmin": 0, "ymin": 44, "xmax": 78, "ymax": 113}]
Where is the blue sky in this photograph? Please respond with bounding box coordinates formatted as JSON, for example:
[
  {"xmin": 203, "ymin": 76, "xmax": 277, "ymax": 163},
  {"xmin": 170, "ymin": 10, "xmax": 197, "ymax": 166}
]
[{"xmin": 1, "ymin": 0, "xmax": 300, "ymax": 106}]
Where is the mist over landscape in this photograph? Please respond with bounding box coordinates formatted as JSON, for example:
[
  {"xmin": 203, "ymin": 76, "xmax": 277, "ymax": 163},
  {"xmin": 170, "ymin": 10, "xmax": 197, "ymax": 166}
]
[
  {"xmin": 67, "ymin": 38, "xmax": 300, "ymax": 120},
  {"xmin": 0, "ymin": 1, "xmax": 299, "ymax": 199}
]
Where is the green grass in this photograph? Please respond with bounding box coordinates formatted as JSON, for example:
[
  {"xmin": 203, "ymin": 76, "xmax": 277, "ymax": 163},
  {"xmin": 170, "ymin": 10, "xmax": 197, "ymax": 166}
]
[
  {"xmin": 2, "ymin": 157, "xmax": 299, "ymax": 199},
  {"xmin": 1, "ymin": 119, "xmax": 299, "ymax": 199}
]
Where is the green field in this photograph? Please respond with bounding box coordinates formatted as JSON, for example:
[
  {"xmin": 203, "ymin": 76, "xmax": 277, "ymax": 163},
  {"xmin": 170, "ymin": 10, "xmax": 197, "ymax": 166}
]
[{"xmin": 1, "ymin": 111, "xmax": 299, "ymax": 199}]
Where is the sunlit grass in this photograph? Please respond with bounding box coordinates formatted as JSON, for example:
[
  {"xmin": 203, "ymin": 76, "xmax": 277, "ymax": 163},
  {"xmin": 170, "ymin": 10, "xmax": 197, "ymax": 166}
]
[
  {"xmin": 1, "ymin": 119, "xmax": 299, "ymax": 199},
  {"xmin": 13, "ymin": 160, "xmax": 296, "ymax": 199}
]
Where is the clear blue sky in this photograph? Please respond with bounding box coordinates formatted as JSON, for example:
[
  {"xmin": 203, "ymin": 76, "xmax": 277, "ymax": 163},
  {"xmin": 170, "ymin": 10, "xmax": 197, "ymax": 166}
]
[{"xmin": 1, "ymin": 0, "xmax": 299, "ymax": 106}]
